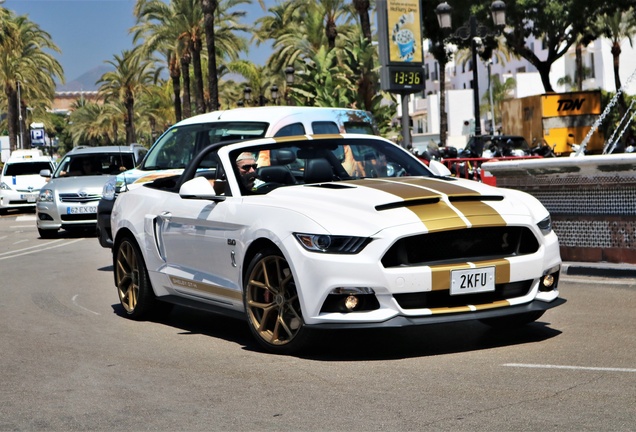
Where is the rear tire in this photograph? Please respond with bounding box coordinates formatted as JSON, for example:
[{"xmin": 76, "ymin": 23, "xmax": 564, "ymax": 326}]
[
  {"xmin": 244, "ymin": 247, "xmax": 311, "ymax": 354},
  {"xmin": 114, "ymin": 236, "xmax": 171, "ymax": 320},
  {"xmin": 479, "ymin": 311, "xmax": 544, "ymax": 329}
]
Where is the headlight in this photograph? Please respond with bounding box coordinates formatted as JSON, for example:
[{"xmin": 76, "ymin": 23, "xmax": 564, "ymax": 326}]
[
  {"xmin": 0, "ymin": 182, "xmax": 12, "ymax": 191},
  {"xmin": 38, "ymin": 189, "xmax": 54, "ymax": 202},
  {"xmin": 102, "ymin": 178, "xmax": 117, "ymax": 200},
  {"xmin": 294, "ymin": 233, "xmax": 371, "ymax": 254},
  {"xmin": 537, "ymin": 215, "xmax": 552, "ymax": 235}
]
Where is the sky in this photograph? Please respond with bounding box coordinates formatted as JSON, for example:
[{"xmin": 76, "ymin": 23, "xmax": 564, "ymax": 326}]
[{"xmin": 4, "ymin": 0, "xmax": 273, "ymax": 83}]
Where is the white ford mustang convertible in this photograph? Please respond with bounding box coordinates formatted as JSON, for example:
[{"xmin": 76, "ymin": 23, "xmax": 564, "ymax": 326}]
[{"xmin": 111, "ymin": 134, "xmax": 565, "ymax": 354}]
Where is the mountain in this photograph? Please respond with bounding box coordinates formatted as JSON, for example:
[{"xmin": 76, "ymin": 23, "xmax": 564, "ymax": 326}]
[{"xmin": 57, "ymin": 65, "xmax": 113, "ymax": 92}]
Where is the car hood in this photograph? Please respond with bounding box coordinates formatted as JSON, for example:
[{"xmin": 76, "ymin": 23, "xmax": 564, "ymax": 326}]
[
  {"xmin": 44, "ymin": 175, "xmax": 116, "ymax": 194},
  {"xmin": 2, "ymin": 174, "xmax": 49, "ymax": 191},
  {"xmin": 260, "ymin": 177, "xmax": 541, "ymax": 234}
]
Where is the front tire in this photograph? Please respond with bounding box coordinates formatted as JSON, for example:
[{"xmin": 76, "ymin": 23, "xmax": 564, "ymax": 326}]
[
  {"xmin": 244, "ymin": 248, "xmax": 310, "ymax": 354},
  {"xmin": 114, "ymin": 236, "xmax": 170, "ymax": 320},
  {"xmin": 479, "ymin": 311, "xmax": 545, "ymax": 329},
  {"xmin": 38, "ymin": 228, "xmax": 57, "ymax": 239}
]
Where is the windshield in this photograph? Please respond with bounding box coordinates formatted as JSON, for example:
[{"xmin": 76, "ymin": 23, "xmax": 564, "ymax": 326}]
[
  {"xmin": 228, "ymin": 137, "xmax": 433, "ymax": 195},
  {"xmin": 53, "ymin": 153, "xmax": 135, "ymax": 178},
  {"xmin": 143, "ymin": 122, "xmax": 268, "ymax": 170},
  {"xmin": 4, "ymin": 161, "xmax": 52, "ymax": 176}
]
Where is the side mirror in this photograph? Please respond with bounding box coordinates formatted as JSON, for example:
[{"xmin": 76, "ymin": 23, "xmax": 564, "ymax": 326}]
[
  {"xmin": 40, "ymin": 169, "xmax": 51, "ymax": 177},
  {"xmin": 428, "ymin": 160, "xmax": 452, "ymax": 177},
  {"xmin": 179, "ymin": 176, "xmax": 225, "ymax": 201}
]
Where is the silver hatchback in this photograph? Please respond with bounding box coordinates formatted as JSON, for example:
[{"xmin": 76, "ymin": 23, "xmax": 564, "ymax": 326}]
[{"xmin": 36, "ymin": 145, "xmax": 146, "ymax": 238}]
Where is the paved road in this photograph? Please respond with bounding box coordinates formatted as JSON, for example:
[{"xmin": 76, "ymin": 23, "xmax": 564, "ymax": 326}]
[{"xmin": 1, "ymin": 210, "xmax": 634, "ymax": 431}]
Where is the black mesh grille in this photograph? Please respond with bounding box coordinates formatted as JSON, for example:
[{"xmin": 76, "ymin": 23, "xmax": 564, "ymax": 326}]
[
  {"xmin": 382, "ymin": 226, "xmax": 539, "ymax": 267},
  {"xmin": 394, "ymin": 280, "xmax": 533, "ymax": 310}
]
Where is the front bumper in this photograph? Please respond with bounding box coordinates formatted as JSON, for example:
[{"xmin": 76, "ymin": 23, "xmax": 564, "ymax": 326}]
[
  {"xmin": 0, "ymin": 190, "xmax": 38, "ymax": 209},
  {"xmin": 36, "ymin": 200, "xmax": 100, "ymax": 230},
  {"xmin": 308, "ymin": 297, "xmax": 566, "ymax": 329}
]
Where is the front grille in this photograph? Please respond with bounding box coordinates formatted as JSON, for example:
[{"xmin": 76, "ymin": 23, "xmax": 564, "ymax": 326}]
[
  {"xmin": 394, "ymin": 280, "xmax": 533, "ymax": 310},
  {"xmin": 382, "ymin": 226, "xmax": 539, "ymax": 268},
  {"xmin": 59, "ymin": 193, "xmax": 101, "ymax": 203}
]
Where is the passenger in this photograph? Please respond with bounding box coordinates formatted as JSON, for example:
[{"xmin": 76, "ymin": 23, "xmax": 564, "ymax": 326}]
[{"xmin": 236, "ymin": 152, "xmax": 258, "ymax": 190}]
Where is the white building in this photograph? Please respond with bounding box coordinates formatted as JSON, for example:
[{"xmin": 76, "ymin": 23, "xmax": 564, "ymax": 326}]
[{"xmin": 400, "ymin": 34, "xmax": 636, "ymax": 151}]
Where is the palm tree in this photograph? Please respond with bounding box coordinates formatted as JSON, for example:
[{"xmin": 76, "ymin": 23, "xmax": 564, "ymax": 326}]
[
  {"xmin": 97, "ymin": 49, "xmax": 156, "ymax": 144},
  {"xmin": 592, "ymin": 7, "xmax": 636, "ymax": 117},
  {"xmin": 0, "ymin": 10, "xmax": 63, "ymax": 152}
]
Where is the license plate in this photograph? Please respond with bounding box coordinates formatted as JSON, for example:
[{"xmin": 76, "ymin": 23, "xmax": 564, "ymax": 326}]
[
  {"xmin": 67, "ymin": 206, "xmax": 96, "ymax": 214},
  {"xmin": 450, "ymin": 267, "xmax": 495, "ymax": 295},
  {"xmin": 21, "ymin": 193, "xmax": 37, "ymax": 203}
]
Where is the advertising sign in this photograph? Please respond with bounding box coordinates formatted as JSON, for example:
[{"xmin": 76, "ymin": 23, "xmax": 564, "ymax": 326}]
[
  {"xmin": 377, "ymin": 0, "xmax": 425, "ymax": 93},
  {"xmin": 386, "ymin": 0, "xmax": 423, "ymax": 64}
]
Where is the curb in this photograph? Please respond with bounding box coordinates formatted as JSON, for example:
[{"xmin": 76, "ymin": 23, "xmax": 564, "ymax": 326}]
[{"xmin": 562, "ymin": 262, "xmax": 636, "ymax": 279}]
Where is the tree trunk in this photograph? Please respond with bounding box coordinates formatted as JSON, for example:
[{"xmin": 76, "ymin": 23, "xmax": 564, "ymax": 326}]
[
  {"xmin": 181, "ymin": 56, "xmax": 192, "ymax": 119},
  {"xmin": 353, "ymin": 0, "xmax": 372, "ymax": 40},
  {"xmin": 191, "ymin": 40, "xmax": 206, "ymax": 115},
  {"xmin": 575, "ymin": 42, "xmax": 583, "ymax": 91},
  {"xmin": 353, "ymin": 0, "xmax": 374, "ymax": 111},
  {"xmin": 126, "ymin": 94, "xmax": 136, "ymax": 144},
  {"xmin": 5, "ymin": 85, "xmax": 18, "ymax": 152},
  {"xmin": 439, "ymin": 62, "xmax": 448, "ymax": 147},
  {"xmin": 537, "ymin": 62, "xmax": 555, "ymax": 93},
  {"xmin": 611, "ymin": 42, "xmax": 626, "ymax": 118},
  {"xmin": 201, "ymin": 0, "xmax": 219, "ymax": 111},
  {"xmin": 170, "ymin": 59, "xmax": 182, "ymax": 122}
]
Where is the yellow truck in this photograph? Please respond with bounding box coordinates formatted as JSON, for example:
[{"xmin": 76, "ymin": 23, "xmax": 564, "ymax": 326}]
[{"xmin": 501, "ymin": 90, "xmax": 604, "ymax": 155}]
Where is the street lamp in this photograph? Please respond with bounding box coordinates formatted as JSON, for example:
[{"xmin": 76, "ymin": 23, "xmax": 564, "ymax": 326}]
[
  {"xmin": 284, "ymin": 66, "xmax": 295, "ymax": 105},
  {"xmin": 436, "ymin": 1, "xmax": 506, "ymax": 137}
]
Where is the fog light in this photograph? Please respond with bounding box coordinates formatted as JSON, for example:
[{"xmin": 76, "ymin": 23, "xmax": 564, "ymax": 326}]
[
  {"xmin": 344, "ymin": 295, "xmax": 358, "ymax": 311},
  {"xmin": 543, "ymin": 274, "xmax": 554, "ymax": 288}
]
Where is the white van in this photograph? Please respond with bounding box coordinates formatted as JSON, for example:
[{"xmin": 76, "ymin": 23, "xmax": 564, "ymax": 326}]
[{"xmin": 0, "ymin": 149, "xmax": 56, "ymax": 212}]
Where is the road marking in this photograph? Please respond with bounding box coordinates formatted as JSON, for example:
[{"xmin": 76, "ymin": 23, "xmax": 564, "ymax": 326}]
[
  {"xmin": 503, "ymin": 363, "xmax": 636, "ymax": 373},
  {"xmin": 0, "ymin": 238, "xmax": 84, "ymax": 261},
  {"xmin": 16, "ymin": 215, "xmax": 36, "ymax": 222},
  {"xmin": 72, "ymin": 294, "xmax": 100, "ymax": 315},
  {"xmin": 10, "ymin": 225, "xmax": 36, "ymax": 229}
]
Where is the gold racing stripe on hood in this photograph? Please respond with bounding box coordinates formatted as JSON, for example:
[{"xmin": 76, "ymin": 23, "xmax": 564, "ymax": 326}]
[
  {"xmin": 429, "ymin": 259, "xmax": 511, "ymax": 291},
  {"xmin": 451, "ymin": 200, "xmax": 507, "ymax": 228},
  {"xmin": 354, "ymin": 178, "xmax": 502, "ymax": 232},
  {"xmin": 409, "ymin": 201, "xmax": 467, "ymax": 232}
]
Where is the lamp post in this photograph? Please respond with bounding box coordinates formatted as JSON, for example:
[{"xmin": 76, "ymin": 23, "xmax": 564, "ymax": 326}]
[
  {"xmin": 284, "ymin": 66, "xmax": 295, "ymax": 105},
  {"xmin": 243, "ymin": 85, "xmax": 280, "ymax": 106},
  {"xmin": 17, "ymin": 81, "xmax": 25, "ymax": 149},
  {"xmin": 436, "ymin": 1, "xmax": 506, "ymax": 137}
]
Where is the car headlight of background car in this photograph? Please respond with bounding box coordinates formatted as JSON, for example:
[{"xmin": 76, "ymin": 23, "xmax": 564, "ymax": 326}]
[
  {"xmin": 38, "ymin": 189, "xmax": 54, "ymax": 202},
  {"xmin": 1, "ymin": 182, "xmax": 13, "ymax": 191},
  {"xmin": 294, "ymin": 233, "xmax": 371, "ymax": 254},
  {"xmin": 101, "ymin": 178, "xmax": 117, "ymax": 201}
]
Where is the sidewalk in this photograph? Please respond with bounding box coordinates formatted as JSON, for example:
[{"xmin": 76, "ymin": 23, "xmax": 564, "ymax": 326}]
[{"xmin": 562, "ymin": 261, "xmax": 636, "ymax": 279}]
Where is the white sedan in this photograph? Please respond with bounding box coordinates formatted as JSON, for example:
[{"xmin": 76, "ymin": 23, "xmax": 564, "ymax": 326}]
[{"xmin": 111, "ymin": 134, "xmax": 565, "ymax": 354}]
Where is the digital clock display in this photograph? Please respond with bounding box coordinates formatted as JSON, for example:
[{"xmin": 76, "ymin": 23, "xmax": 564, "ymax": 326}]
[{"xmin": 381, "ymin": 66, "xmax": 425, "ymax": 93}]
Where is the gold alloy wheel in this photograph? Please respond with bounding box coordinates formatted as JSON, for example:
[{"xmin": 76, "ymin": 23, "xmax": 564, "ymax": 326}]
[
  {"xmin": 116, "ymin": 240, "xmax": 140, "ymax": 314},
  {"xmin": 245, "ymin": 254, "xmax": 303, "ymax": 347}
]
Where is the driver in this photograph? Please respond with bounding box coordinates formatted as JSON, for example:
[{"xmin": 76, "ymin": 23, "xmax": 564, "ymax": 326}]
[{"xmin": 236, "ymin": 152, "xmax": 257, "ymax": 190}]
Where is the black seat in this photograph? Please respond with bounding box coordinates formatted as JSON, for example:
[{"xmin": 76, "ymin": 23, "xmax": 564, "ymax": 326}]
[
  {"xmin": 304, "ymin": 158, "xmax": 334, "ymax": 184},
  {"xmin": 257, "ymin": 166, "xmax": 297, "ymax": 185}
]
